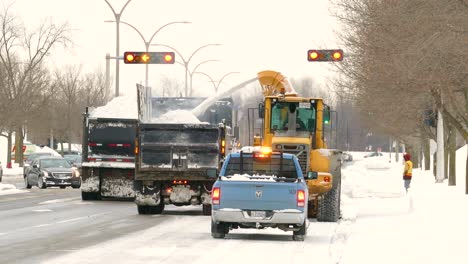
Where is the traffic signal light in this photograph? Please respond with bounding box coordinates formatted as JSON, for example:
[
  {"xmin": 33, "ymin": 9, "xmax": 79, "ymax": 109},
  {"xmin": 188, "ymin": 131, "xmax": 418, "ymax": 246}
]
[
  {"xmin": 307, "ymin": 49, "xmax": 343, "ymax": 62},
  {"xmin": 124, "ymin": 52, "xmax": 175, "ymax": 64}
]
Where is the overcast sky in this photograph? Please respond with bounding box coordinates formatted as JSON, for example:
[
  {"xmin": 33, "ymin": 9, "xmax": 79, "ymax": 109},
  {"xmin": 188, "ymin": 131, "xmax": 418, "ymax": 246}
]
[{"xmin": 10, "ymin": 0, "xmax": 342, "ymax": 97}]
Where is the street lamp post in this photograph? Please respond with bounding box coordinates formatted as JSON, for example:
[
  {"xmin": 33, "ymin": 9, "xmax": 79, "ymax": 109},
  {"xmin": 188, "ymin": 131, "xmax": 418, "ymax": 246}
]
[
  {"xmin": 104, "ymin": 0, "xmax": 133, "ymax": 97},
  {"xmin": 194, "ymin": 71, "xmax": 240, "ymax": 93},
  {"xmin": 152, "ymin": 43, "xmax": 221, "ymax": 96}
]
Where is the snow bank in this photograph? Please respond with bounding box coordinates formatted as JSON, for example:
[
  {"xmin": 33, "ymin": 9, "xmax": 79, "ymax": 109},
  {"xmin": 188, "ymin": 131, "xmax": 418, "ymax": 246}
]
[
  {"xmin": 151, "ymin": 110, "xmax": 205, "ymax": 124},
  {"xmin": 89, "ymin": 93, "xmax": 138, "ymax": 119},
  {"xmin": 0, "ymin": 183, "xmax": 28, "ymax": 196},
  {"xmin": 34, "ymin": 146, "xmax": 62, "ymax": 157}
]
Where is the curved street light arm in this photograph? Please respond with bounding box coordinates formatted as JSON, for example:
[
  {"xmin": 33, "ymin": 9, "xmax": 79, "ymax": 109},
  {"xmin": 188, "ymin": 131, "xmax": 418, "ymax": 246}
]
[
  {"xmin": 120, "ymin": 0, "xmax": 132, "ymax": 14},
  {"xmin": 152, "ymin": 44, "xmax": 187, "ymax": 64},
  {"xmin": 104, "ymin": 0, "xmax": 132, "ymax": 17},
  {"xmin": 217, "ymin": 72, "xmax": 241, "ymax": 88},
  {"xmin": 103, "ymin": 0, "xmax": 117, "ymax": 16},
  {"xmin": 193, "ymin": 71, "xmax": 217, "ymax": 91},
  {"xmin": 187, "ymin": 44, "xmax": 221, "ymax": 65},
  {"xmin": 190, "ymin": 60, "xmax": 220, "ymax": 76},
  {"xmin": 148, "ymin": 21, "xmax": 190, "ymax": 46},
  {"xmin": 108, "ymin": 20, "xmax": 147, "ymax": 47}
]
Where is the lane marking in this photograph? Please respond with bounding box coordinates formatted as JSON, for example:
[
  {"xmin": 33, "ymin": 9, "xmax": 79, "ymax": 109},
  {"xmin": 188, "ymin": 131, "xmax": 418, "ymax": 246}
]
[
  {"xmin": 39, "ymin": 197, "xmax": 80, "ymax": 205},
  {"xmin": 33, "ymin": 224, "xmax": 52, "ymax": 228},
  {"xmin": 56, "ymin": 217, "xmax": 84, "ymax": 224},
  {"xmin": 32, "ymin": 209, "xmax": 53, "ymax": 212}
]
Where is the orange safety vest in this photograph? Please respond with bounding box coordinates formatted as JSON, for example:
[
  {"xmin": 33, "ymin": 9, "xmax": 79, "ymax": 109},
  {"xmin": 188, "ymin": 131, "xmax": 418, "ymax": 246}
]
[{"xmin": 403, "ymin": 160, "xmax": 413, "ymax": 179}]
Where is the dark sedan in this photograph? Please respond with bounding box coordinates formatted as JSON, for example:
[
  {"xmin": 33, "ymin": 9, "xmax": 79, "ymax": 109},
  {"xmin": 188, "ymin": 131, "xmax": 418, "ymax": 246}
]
[{"xmin": 25, "ymin": 156, "xmax": 81, "ymax": 189}]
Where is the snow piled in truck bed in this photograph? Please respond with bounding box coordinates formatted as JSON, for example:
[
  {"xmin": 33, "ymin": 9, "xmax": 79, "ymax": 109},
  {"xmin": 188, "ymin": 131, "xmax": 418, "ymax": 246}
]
[
  {"xmin": 151, "ymin": 110, "xmax": 207, "ymax": 124},
  {"xmin": 89, "ymin": 94, "xmax": 137, "ymax": 119}
]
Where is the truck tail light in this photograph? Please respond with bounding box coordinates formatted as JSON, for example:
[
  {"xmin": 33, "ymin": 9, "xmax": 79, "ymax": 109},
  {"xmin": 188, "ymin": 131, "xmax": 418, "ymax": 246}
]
[
  {"xmin": 134, "ymin": 138, "xmax": 139, "ymax": 155},
  {"xmin": 297, "ymin": 190, "xmax": 305, "ymax": 207},
  {"xmin": 212, "ymin": 187, "xmax": 221, "ymax": 205},
  {"xmin": 324, "ymin": 176, "xmax": 331, "ymax": 183}
]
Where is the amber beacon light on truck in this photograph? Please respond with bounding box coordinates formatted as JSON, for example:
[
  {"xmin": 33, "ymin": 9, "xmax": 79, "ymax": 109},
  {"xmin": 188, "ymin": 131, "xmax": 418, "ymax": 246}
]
[
  {"xmin": 124, "ymin": 51, "xmax": 175, "ymax": 64},
  {"xmin": 307, "ymin": 49, "xmax": 343, "ymax": 62}
]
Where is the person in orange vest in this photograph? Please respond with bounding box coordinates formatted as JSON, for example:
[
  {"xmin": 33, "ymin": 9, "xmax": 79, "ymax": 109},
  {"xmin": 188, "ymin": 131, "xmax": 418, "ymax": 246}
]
[{"xmin": 403, "ymin": 153, "xmax": 413, "ymax": 193}]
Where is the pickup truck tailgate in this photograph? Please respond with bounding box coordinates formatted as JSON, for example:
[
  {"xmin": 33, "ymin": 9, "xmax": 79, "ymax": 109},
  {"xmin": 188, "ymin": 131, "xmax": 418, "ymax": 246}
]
[{"xmin": 218, "ymin": 181, "xmax": 300, "ymax": 211}]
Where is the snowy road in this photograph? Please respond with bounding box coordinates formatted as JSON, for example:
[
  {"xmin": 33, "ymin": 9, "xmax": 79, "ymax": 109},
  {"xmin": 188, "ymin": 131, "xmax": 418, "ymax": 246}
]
[
  {"xmin": 0, "ymin": 175, "xmax": 344, "ymax": 264},
  {"xmin": 1, "ymin": 150, "xmax": 466, "ymax": 264},
  {"xmin": 0, "ymin": 175, "xmax": 163, "ymax": 264}
]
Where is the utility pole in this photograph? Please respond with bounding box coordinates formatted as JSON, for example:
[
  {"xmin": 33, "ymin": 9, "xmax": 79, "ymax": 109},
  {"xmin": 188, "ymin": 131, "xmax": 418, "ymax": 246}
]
[{"xmin": 436, "ymin": 110, "xmax": 445, "ymax": 183}]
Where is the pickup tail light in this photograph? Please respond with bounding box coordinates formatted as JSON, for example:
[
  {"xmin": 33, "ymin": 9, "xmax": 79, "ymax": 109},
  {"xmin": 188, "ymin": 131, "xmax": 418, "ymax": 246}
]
[
  {"xmin": 297, "ymin": 190, "xmax": 305, "ymax": 207},
  {"xmin": 212, "ymin": 187, "xmax": 221, "ymax": 205}
]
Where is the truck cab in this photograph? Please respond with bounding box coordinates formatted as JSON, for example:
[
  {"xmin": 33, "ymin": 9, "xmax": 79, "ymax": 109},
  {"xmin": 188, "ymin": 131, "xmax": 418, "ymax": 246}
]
[{"xmin": 211, "ymin": 147, "xmax": 308, "ymax": 241}]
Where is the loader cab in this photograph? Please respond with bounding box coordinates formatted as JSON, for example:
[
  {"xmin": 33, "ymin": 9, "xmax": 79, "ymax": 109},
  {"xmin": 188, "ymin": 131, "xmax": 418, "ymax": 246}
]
[{"xmin": 270, "ymin": 100, "xmax": 316, "ymax": 136}]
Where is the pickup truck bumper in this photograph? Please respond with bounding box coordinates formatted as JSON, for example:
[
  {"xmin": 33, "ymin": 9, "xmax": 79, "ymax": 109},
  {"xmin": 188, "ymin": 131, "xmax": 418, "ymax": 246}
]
[{"xmin": 212, "ymin": 209, "xmax": 305, "ymax": 225}]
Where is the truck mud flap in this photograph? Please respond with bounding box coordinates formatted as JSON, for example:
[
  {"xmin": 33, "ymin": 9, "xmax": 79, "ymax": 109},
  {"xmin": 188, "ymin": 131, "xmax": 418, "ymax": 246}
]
[
  {"xmin": 134, "ymin": 181, "xmax": 161, "ymax": 206},
  {"xmin": 81, "ymin": 175, "xmax": 100, "ymax": 193},
  {"xmin": 101, "ymin": 177, "xmax": 135, "ymax": 198}
]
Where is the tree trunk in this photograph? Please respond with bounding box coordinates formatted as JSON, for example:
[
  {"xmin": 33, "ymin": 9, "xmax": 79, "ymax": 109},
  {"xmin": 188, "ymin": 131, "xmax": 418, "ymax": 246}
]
[
  {"xmin": 6, "ymin": 132, "xmax": 12, "ymax": 168},
  {"xmin": 423, "ymin": 137, "xmax": 431, "ymax": 170},
  {"xmin": 60, "ymin": 142, "xmax": 64, "ymax": 156},
  {"xmin": 466, "ymin": 144, "xmax": 468, "ymax": 195},
  {"xmin": 448, "ymin": 126, "xmax": 456, "ymax": 186},
  {"xmin": 433, "ymin": 152, "xmax": 437, "ymax": 180},
  {"xmin": 17, "ymin": 126, "xmax": 24, "ymax": 167},
  {"xmin": 444, "ymin": 122, "xmax": 450, "ymax": 179},
  {"xmin": 14, "ymin": 130, "xmax": 21, "ymax": 163},
  {"xmin": 395, "ymin": 140, "xmax": 400, "ymax": 162}
]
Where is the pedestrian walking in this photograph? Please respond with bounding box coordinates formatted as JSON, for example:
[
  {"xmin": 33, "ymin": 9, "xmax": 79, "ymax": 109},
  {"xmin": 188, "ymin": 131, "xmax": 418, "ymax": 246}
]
[{"xmin": 403, "ymin": 153, "xmax": 413, "ymax": 193}]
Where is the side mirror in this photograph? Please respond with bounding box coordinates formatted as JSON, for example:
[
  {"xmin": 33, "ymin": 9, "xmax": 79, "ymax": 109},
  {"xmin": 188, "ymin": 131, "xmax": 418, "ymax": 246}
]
[
  {"xmin": 32, "ymin": 164, "xmax": 39, "ymax": 169},
  {"xmin": 323, "ymin": 105, "xmax": 331, "ymax": 125},
  {"xmin": 258, "ymin": 103, "xmax": 265, "ymax": 118},
  {"xmin": 307, "ymin": 171, "xmax": 318, "ymax": 180},
  {"xmin": 206, "ymin": 168, "xmax": 218, "ymax": 178}
]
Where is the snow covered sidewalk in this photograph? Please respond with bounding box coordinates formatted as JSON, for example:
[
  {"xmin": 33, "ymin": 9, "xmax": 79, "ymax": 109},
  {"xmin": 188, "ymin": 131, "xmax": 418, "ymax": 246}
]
[{"xmin": 340, "ymin": 167, "xmax": 468, "ymax": 264}]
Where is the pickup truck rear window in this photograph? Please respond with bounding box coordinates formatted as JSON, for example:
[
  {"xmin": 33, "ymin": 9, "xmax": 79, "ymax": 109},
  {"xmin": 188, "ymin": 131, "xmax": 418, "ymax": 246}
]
[{"xmin": 225, "ymin": 157, "xmax": 298, "ymax": 178}]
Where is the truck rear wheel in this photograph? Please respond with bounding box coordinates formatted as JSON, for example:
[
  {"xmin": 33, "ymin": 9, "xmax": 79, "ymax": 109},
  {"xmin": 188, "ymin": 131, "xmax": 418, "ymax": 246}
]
[
  {"xmin": 81, "ymin": 191, "xmax": 101, "ymax": 201},
  {"xmin": 293, "ymin": 220, "xmax": 307, "ymax": 241},
  {"xmin": 202, "ymin": 204, "xmax": 212, "ymax": 216},
  {"xmin": 137, "ymin": 202, "xmax": 165, "ymax": 215},
  {"xmin": 211, "ymin": 220, "xmax": 227, "ymax": 239},
  {"xmin": 317, "ymin": 183, "xmax": 341, "ymax": 222}
]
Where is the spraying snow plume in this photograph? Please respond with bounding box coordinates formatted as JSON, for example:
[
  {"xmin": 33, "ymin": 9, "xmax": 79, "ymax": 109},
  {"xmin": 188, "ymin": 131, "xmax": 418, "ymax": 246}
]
[{"xmin": 191, "ymin": 78, "xmax": 258, "ymax": 118}]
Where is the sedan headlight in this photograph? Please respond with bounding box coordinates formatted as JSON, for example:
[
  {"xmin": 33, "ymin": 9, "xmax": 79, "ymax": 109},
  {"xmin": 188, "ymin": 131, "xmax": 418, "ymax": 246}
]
[
  {"xmin": 42, "ymin": 171, "xmax": 48, "ymax": 177},
  {"xmin": 73, "ymin": 170, "xmax": 80, "ymax": 178}
]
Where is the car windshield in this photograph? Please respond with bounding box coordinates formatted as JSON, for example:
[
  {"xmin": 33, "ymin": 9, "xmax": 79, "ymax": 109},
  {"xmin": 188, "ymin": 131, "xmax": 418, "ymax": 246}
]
[
  {"xmin": 64, "ymin": 155, "xmax": 81, "ymax": 163},
  {"xmin": 40, "ymin": 159, "xmax": 72, "ymax": 169},
  {"xmin": 224, "ymin": 156, "xmax": 298, "ymax": 179},
  {"xmin": 27, "ymin": 153, "xmax": 52, "ymax": 162}
]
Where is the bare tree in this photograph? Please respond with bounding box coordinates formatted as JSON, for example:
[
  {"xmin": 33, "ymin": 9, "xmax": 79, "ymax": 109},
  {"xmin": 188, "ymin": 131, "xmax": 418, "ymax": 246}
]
[
  {"xmin": 330, "ymin": 0, "xmax": 468, "ymax": 190},
  {"xmin": 0, "ymin": 4, "xmax": 71, "ymax": 165}
]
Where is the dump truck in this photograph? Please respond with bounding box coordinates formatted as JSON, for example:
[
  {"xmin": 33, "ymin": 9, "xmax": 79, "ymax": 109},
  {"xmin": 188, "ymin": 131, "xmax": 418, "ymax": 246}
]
[
  {"xmin": 256, "ymin": 70, "xmax": 342, "ymax": 221},
  {"xmin": 133, "ymin": 84, "xmax": 231, "ymax": 215},
  {"xmin": 80, "ymin": 106, "xmax": 138, "ymax": 200}
]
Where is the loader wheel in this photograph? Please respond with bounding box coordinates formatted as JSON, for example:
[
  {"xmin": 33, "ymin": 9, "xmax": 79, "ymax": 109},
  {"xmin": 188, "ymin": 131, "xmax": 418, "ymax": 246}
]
[
  {"xmin": 211, "ymin": 220, "xmax": 227, "ymax": 239},
  {"xmin": 317, "ymin": 183, "xmax": 341, "ymax": 222},
  {"xmin": 293, "ymin": 220, "xmax": 307, "ymax": 241},
  {"xmin": 81, "ymin": 191, "xmax": 101, "ymax": 201},
  {"xmin": 202, "ymin": 204, "xmax": 212, "ymax": 216}
]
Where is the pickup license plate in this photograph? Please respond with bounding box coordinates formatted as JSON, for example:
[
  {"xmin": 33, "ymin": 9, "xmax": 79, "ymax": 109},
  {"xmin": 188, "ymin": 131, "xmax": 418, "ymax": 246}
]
[{"xmin": 251, "ymin": 211, "xmax": 266, "ymax": 218}]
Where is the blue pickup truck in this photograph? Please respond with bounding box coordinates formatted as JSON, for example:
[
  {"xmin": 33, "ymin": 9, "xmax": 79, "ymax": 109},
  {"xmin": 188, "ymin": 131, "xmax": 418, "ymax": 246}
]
[{"xmin": 211, "ymin": 148, "xmax": 308, "ymax": 241}]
